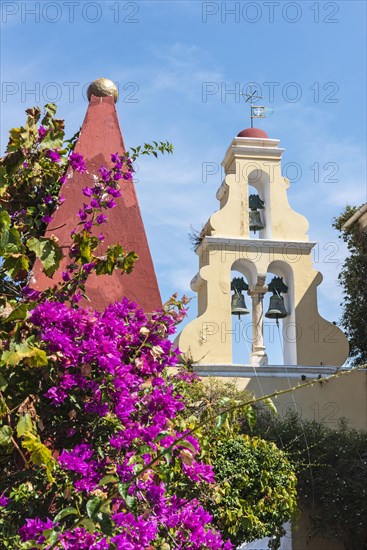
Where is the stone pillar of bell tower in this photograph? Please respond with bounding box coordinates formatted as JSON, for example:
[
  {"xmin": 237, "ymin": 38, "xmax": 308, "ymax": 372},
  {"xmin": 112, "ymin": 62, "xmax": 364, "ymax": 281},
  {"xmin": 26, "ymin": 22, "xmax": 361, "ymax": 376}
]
[
  {"xmin": 176, "ymin": 127, "xmax": 349, "ymax": 367},
  {"xmin": 248, "ymin": 277, "xmax": 268, "ymax": 366}
]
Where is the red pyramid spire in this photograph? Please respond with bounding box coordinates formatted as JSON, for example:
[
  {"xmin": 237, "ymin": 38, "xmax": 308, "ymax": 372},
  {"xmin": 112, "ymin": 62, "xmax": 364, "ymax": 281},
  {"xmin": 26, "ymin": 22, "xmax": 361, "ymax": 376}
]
[{"xmin": 31, "ymin": 84, "xmax": 162, "ymax": 313}]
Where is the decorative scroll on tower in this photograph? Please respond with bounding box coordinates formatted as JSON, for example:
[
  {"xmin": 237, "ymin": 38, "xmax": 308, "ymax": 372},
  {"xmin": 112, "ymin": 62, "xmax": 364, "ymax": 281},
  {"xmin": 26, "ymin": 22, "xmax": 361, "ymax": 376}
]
[{"xmin": 176, "ymin": 127, "xmax": 349, "ymax": 367}]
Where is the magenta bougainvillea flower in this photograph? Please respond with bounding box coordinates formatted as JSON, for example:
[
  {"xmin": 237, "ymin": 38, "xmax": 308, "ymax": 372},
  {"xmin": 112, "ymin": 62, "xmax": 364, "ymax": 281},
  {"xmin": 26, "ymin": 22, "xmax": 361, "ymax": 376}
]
[
  {"xmin": 69, "ymin": 152, "xmax": 86, "ymax": 173},
  {"xmin": 38, "ymin": 125, "xmax": 47, "ymax": 141},
  {"xmin": 46, "ymin": 149, "xmax": 62, "ymax": 163},
  {"xmin": 20, "ymin": 296, "xmax": 232, "ymax": 548}
]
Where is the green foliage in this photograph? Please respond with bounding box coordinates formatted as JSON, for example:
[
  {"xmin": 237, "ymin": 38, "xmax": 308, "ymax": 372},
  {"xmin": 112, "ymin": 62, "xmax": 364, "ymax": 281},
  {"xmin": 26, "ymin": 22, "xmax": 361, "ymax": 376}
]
[
  {"xmin": 252, "ymin": 412, "xmax": 367, "ymax": 550},
  {"xmin": 1, "ymin": 339, "xmax": 47, "ymax": 367},
  {"xmin": 211, "ymin": 435, "xmax": 297, "ymax": 549},
  {"xmin": 26, "ymin": 237, "xmax": 63, "ymax": 277},
  {"xmin": 20, "ymin": 431, "xmax": 56, "ymax": 483},
  {"xmin": 94, "ymin": 245, "xmax": 138, "ymax": 276},
  {"xmin": 0, "ymin": 424, "xmax": 13, "ymax": 446},
  {"xmin": 178, "ymin": 377, "xmax": 298, "ymax": 549},
  {"xmin": 0, "ymin": 104, "xmax": 69, "ymax": 299},
  {"xmin": 129, "ymin": 141, "xmax": 173, "ymax": 160},
  {"xmin": 333, "ymin": 205, "xmax": 367, "ymax": 367}
]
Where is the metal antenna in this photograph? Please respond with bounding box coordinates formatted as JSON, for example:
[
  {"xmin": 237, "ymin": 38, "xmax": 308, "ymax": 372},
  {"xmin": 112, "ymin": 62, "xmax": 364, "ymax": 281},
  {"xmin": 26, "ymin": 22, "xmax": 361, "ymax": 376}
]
[{"xmin": 242, "ymin": 83, "xmax": 263, "ymax": 128}]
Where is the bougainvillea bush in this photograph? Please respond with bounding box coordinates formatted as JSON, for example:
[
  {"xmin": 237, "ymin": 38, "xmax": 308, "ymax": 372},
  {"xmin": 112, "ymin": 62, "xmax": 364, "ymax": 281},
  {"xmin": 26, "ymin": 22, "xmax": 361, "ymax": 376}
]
[
  {"xmin": 2, "ymin": 295, "xmax": 235, "ymax": 549},
  {"xmin": 0, "ymin": 105, "xmax": 233, "ymax": 548}
]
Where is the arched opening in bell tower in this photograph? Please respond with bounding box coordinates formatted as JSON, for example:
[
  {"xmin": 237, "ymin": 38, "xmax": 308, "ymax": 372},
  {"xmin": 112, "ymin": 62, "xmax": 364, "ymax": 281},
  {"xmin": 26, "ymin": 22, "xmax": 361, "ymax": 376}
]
[
  {"xmin": 247, "ymin": 168, "xmax": 271, "ymax": 240},
  {"xmin": 230, "ymin": 259, "xmax": 257, "ymax": 364},
  {"xmin": 264, "ymin": 261, "xmax": 297, "ymax": 365}
]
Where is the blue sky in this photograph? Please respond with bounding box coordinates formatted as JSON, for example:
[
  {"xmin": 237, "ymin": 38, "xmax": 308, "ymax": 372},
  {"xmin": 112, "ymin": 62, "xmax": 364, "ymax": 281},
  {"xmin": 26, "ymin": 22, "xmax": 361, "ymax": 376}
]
[{"xmin": 1, "ymin": 0, "xmax": 366, "ymax": 364}]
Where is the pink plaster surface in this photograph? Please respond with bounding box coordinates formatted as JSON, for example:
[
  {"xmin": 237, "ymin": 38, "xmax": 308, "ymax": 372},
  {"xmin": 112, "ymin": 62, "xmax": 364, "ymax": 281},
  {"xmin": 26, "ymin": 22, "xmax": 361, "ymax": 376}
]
[{"xmin": 31, "ymin": 95, "xmax": 162, "ymax": 313}]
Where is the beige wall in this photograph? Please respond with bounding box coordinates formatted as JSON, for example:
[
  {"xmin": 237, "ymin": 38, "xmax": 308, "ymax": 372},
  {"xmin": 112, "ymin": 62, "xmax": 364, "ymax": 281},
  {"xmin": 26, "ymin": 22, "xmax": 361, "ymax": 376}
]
[{"xmin": 196, "ymin": 369, "xmax": 367, "ymax": 431}]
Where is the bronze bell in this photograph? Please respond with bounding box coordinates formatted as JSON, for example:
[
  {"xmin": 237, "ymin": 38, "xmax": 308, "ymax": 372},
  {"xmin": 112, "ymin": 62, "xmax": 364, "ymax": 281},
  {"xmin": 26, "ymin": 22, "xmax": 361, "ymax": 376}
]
[
  {"xmin": 231, "ymin": 292, "xmax": 250, "ymax": 318},
  {"xmin": 265, "ymin": 294, "xmax": 288, "ymax": 321},
  {"xmin": 249, "ymin": 210, "xmax": 265, "ymax": 233}
]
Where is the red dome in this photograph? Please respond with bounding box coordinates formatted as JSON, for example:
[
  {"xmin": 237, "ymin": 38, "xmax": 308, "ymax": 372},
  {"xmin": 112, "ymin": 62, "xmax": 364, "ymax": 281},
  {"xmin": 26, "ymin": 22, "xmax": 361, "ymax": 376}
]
[{"xmin": 237, "ymin": 127, "xmax": 269, "ymax": 138}]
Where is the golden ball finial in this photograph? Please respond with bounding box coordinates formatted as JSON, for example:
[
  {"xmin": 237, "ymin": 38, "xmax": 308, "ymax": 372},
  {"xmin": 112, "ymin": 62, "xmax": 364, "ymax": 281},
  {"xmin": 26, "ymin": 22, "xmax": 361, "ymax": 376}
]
[{"xmin": 87, "ymin": 78, "xmax": 118, "ymax": 103}]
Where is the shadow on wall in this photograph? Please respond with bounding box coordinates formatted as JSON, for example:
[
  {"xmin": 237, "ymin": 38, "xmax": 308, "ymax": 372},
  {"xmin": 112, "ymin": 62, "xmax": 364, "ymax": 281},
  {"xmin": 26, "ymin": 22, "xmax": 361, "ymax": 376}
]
[{"xmin": 295, "ymin": 270, "xmax": 349, "ymax": 366}]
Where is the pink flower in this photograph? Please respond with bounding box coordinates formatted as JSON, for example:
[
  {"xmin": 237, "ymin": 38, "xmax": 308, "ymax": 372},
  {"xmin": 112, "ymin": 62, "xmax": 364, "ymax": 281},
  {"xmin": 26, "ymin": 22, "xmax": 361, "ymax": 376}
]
[
  {"xmin": 38, "ymin": 125, "xmax": 47, "ymax": 141},
  {"xmin": 83, "ymin": 187, "xmax": 93, "ymax": 197},
  {"xmin": 46, "ymin": 149, "xmax": 61, "ymax": 163},
  {"xmin": 105, "ymin": 199, "xmax": 116, "ymax": 209},
  {"xmin": 44, "ymin": 386, "xmax": 67, "ymax": 405},
  {"xmin": 44, "ymin": 195, "xmax": 53, "ymax": 205},
  {"xmin": 111, "ymin": 153, "xmax": 120, "ymax": 163},
  {"xmin": 0, "ymin": 494, "xmax": 10, "ymax": 507},
  {"xmin": 69, "ymin": 152, "xmax": 86, "ymax": 173},
  {"xmin": 19, "ymin": 517, "xmax": 54, "ymax": 543},
  {"xmin": 98, "ymin": 165, "xmax": 111, "ymax": 182}
]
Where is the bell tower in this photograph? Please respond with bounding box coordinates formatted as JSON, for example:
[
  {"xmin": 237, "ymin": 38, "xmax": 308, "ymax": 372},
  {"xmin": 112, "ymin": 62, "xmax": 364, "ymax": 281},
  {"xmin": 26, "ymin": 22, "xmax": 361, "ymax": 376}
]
[{"xmin": 176, "ymin": 127, "xmax": 349, "ymax": 367}]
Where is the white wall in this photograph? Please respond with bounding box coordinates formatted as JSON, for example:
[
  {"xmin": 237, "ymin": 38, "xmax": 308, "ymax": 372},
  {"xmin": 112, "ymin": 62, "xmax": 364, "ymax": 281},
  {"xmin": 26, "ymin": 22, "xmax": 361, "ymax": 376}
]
[{"xmin": 239, "ymin": 522, "xmax": 292, "ymax": 550}]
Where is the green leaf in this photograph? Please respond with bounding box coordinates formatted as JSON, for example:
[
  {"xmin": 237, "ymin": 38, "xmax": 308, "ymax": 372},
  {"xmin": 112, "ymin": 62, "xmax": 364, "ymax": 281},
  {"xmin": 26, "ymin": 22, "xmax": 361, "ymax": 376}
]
[
  {"xmin": 16, "ymin": 413, "xmax": 34, "ymax": 437},
  {"xmin": 0, "ymin": 373, "xmax": 8, "ymax": 390},
  {"xmin": 245, "ymin": 405, "xmax": 257, "ymax": 431},
  {"xmin": 263, "ymin": 397, "xmax": 278, "ymax": 416},
  {"xmin": 97, "ymin": 512, "xmax": 113, "ymax": 535},
  {"xmin": 0, "ymin": 211, "xmax": 11, "ymax": 231},
  {"xmin": 39, "ymin": 131, "xmax": 64, "ymax": 151},
  {"xmin": 118, "ymin": 482, "xmax": 129, "ymax": 500},
  {"xmin": 53, "ymin": 507, "xmax": 78, "ymax": 523},
  {"xmin": 27, "ymin": 237, "xmax": 64, "ymax": 277},
  {"xmin": 0, "ymin": 167, "xmax": 8, "ymax": 197},
  {"xmin": 98, "ymin": 474, "xmax": 118, "ymax": 486},
  {"xmin": 25, "ymin": 107, "xmax": 41, "ymax": 122},
  {"xmin": 216, "ymin": 412, "xmax": 227, "ymax": 429},
  {"xmin": 86, "ymin": 496, "xmax": 103, "ymax": 520},
  {"xmin": 178, "ymin": 440, "xmax": 197, "ymax": 453},
  {"xmin": 162, "ymin": 449, "xmax": 172, "ymax": 465},
  {"xmin": 5, "ymin": 303, "xmax": 30, "ymax": 323},
  {"xmin": 1, "ymin": 341, "xmax": 47, "ymax": 367},
  {"xmin": 0, "ymin": 397, "xmax": 8, "ymax": 418},
  {"xmin": 3, "ymin": 253, "xmax": 29, "ymax": 280},
  {"xmin": 21, "ymin": 431, "xmax": 55, "ymax": 482},
  {"xmin": 75, "ymin": 231, "xmax": 92, "ymax": 263},
  {"xmin": 7, "ymin": 127, "xmax": 22, "ymax": 152},
  {"xmin": 124, "ymin": 494, "xmax": 136, "ymax": 509},
  {"xmin": 218, "ymin": 397, "xmax": 231, "ymax": 407},
  {"xmin": 1, "ymin": 226, "xmax": 22, "ymax": 255},
  {"xmin": 0, "ymin": 425, "xmax": 13, "ymax": 446},
  {"xmin": 79, "ymin": 518, "xmax": 95, "ymax": 532},
  {"xmin": 44, "ymin": 103, "xmax": 57, "ymax": 117},
  {"xmin": 43, "ymin": 529, "xmax": 60, "ymax": 545},
  {"xmin": 27, "ymin": 348, "xmax": 48, "ymax": 367},
  {"xmin": 20, "ymin": 541, "xmax": 42, "ymax": 549}
]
